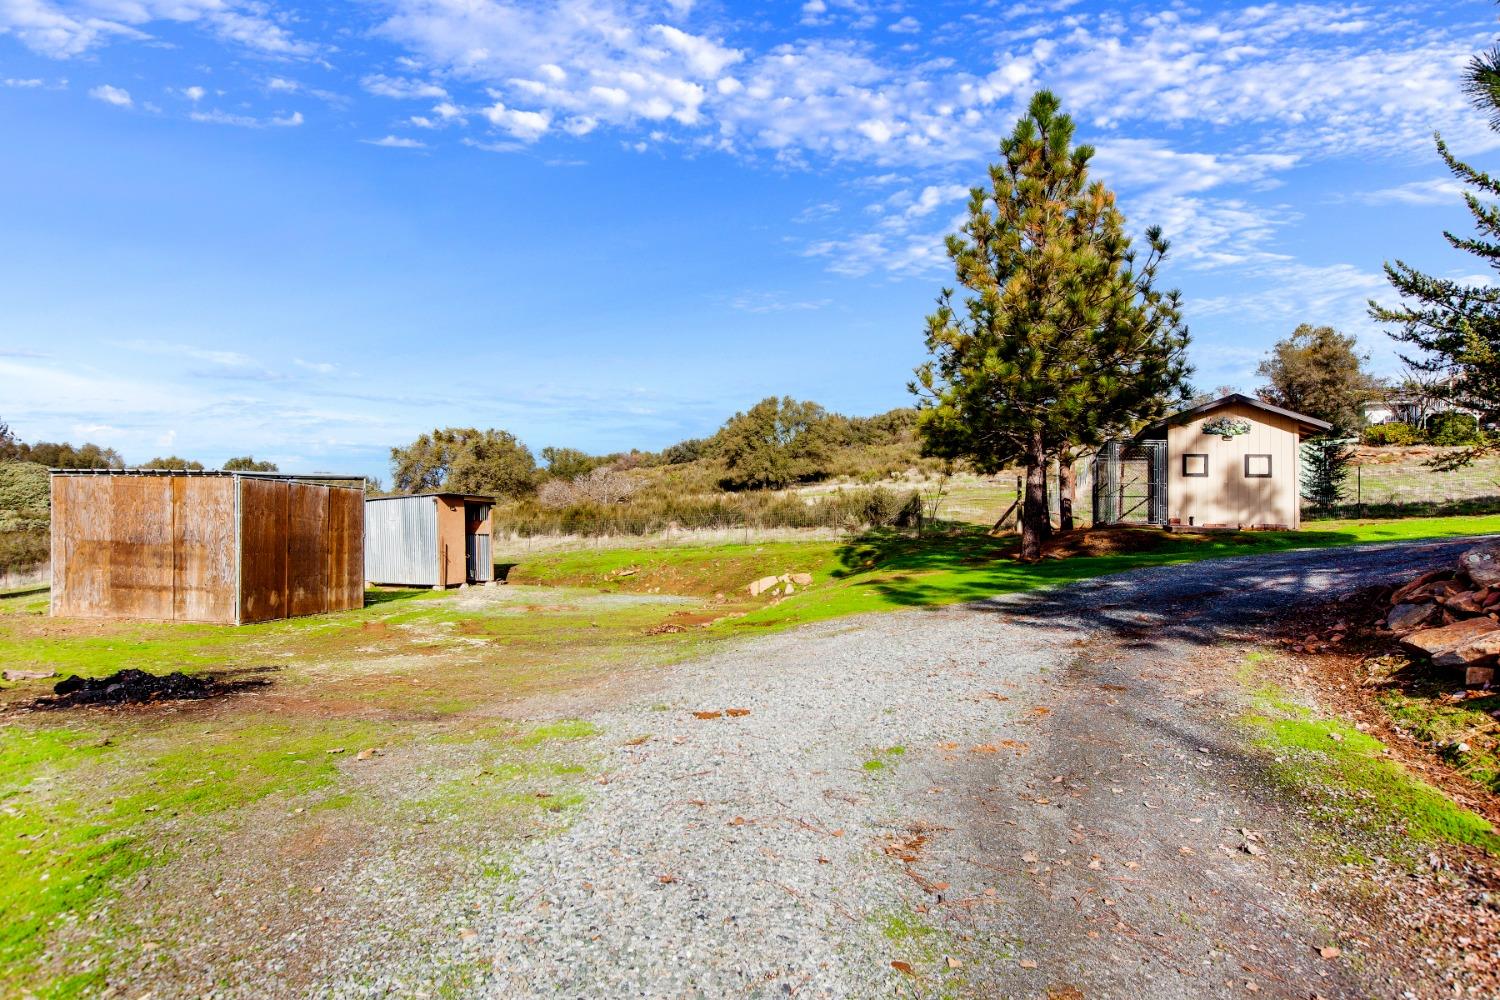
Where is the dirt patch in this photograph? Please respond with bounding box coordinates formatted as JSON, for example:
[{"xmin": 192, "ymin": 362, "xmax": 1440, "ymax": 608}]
[
  {"xmin": 29, "ymin": 668, "xmax": 271, "ymax": 709},
  {"xmin": 1039, "ymin": 526, "xmax": 1180, "ymax": 559}
]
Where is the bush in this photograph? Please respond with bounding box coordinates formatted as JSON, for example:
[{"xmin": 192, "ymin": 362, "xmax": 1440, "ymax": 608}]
[
  {"xmin": 1426, "ymin": 411, "xmax": 1483, "ymax": 446},
  {"xmin": 1362, "ymin": 422, "xmax": 1422, "ymax": 446}
]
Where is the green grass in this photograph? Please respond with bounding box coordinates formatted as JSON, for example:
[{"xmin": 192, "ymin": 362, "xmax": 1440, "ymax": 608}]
[
  {"xmin": 513, "ymin": 513, "xmax": 1500, "ymax": 634},
  {"xmin": 1243, "ymin": 685, "xmax": 1500, "ymax": 862},
  {"xmin": 1380, "ymin": 686, "xmax": 1500, "ymax": 796}
]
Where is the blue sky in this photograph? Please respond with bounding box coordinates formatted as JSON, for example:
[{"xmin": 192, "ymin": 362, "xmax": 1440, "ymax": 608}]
[{"xmin": 0, "ymin": 0, "xmax": 1496, "ymax": 479}]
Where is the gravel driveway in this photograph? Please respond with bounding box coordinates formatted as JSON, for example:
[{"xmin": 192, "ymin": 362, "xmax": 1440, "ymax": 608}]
[{"xmin": 479, "ymin": 538, "xmax": 1487, "ymax": 999}]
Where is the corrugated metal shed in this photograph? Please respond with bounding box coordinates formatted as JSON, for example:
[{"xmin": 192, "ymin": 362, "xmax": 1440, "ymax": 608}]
[
  {"xmin": 365, "ymin": 495, "xmax": 439, "ymax": 587},
  {"xmin": 49, "ymin": 470, "xmax": 366, "ymax": 625},
  {"xmin": 365, "ymin": 492, "xmax": 493, "ymax": 587}
]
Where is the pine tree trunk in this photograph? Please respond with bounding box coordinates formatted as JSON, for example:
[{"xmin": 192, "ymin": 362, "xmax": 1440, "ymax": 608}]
[
  {"xmin": 1020, "ymin": 436, "xmax": 1050, "ymax": 561},
  {"xmin": 1058, "ymin": 453, "xmax": 1076, "ymax": 533}
]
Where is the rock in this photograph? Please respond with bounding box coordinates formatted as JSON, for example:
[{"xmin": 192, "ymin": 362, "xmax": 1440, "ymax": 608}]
[
  {"xmin": 1445, "ymin": 590, "xmax": 1485, "ymax": 616},
  {"xmin": 1460, "ymin": 542, "xmax": 1500, "ymax": 587},
  {"xmin": 1465, "ymin": 665, "xmax": 1496, "ymax": 688},
  {"xmin": 1391, "ymin": 569, "xmax": 1450, "ymax": 605},
  {"xmin": 1400, "ymin": 616, "xmax": 1499, "ymax": 659},
  {"xmin": 790, "ymin": 573, "xmax": 813, "ymax": 586},
  {"xmin": 1433, "ymin": 626, "xmax": 1500, "ymax": 668},
  {"xmin": 2, "ymin": 669, "xmax": 55, "ymax": 682},
  {"xmin": 1386, "ymin": 602, "xmax": 1438, "ymax": 634},
  {"xmin": 747, "ymin": 576, "xmax": 780, "ymax": 597},
  {"xmin": 783, "ymin": 582, "xmax": 796, "ymax": 595}
]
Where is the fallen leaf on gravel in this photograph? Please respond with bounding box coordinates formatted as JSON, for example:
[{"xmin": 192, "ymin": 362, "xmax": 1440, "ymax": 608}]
[
  {"xmin": 1319, "ymin": 945, "xmax": 1342, "ymax": 959},
  {"xmin": 311, "ymin": 886, "xmax": 324, "ymax": 894},
  {"xmin": 726, "ymin": 708, "xmax": 751, "ymax": 717},
  {"xmin": 1122, "ymin": 861, "xmax": 1141, "ymax": 870},
  {"xmin": 325, "ymin": 747, "xmax": 346, "ymax": 755},
  {"xmin": 657, "ymin": 874, "xmax": 677, "ymax": 884},
  {"xmin": 1087, "ymin": 856, "xmax": 1103, "ymax": 870},
  {"xmin": 623, "ymin": 735, "xmax": 651, "ymax": 746},
  {"xmin": 1031, "ymin": 706, "xmax": 1051, "ymax": 717},
  {"xmin": 1018, "ymin": 959, "xmax": 1038, "ymax": 969},
  {"xmin": 817, "ymin": 856, "xmax": 830, "ymax": 864},
  {"xmin": 1100, "ymin": 683, "xmax": 1128, "ymax": 692},
  {"xmin": 979, "ymin": 691, "xmax": 1010, "ymax": 702},
  {"xmin": 459, "ymin": 928, "xmax": 478, "ymax": 942},
  {"xmin": 1242, "ymin": 841, "xmax": 1265, "ymax": 856},
  {"xmin": 890, "ymin": 960, "xmax": 916, "ymax": 976},
  {"xmin": 692, "ymin": 711, "xmax": 723, "ymax": 720},
  {"xmin": 729, "ymin": 816, "xmax": 747, "ymax": 826},
  {"xmin": 947, "ymin": 956, "xmax": 962, "ymax": 968},
  {"xmin": 1021, "ymin": 851, "xmax": 1040, "ymax": 863},
  {"xmin": 1178, "ymin": 846, "xmax": 1195, "ymax": 856},
  {"xmin": 972, "ymin": 744, "xmax": 1000, "ymax": 754},
  {"xmin": 355, "ymin": 748, "xmax": 383, "ymax": 761}
]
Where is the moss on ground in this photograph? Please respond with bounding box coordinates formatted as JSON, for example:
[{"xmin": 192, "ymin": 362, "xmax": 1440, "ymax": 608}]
[
  {"xmin": 1243, "ymin": 682, "xmax": 1500, "ymax": 862},
  {"xmin": 1378, "ymin": 685, "xmax": 1500, "ymax": 796}
]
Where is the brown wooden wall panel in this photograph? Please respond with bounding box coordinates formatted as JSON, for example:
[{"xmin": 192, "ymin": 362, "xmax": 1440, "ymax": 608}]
[
  {"xmin": 237, "ymin": 477, "xmax": 289, "ymax": 624},
  {"xmin": 285, "ymin": 483, "xmax": 330, "ymax": 618},
  {"xmin": 436, "ymin": 496, "xmax": 465, "ymax": 588},
  {"xmin": 50, "ymin": 476, "xmax": 113, "ymax": 618},
  {"xmin": 105, "ymin": 476, "xmax": 175, "ymax": 620},
  {"xmin": 172, "ymin": 477, "xmax": 236, "ymax": 623},
  {"xmin": 327, "ymin": 487, "xmax": 364, "ymax": 612}
]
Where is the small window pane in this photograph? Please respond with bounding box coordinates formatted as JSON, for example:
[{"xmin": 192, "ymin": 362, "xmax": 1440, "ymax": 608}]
[
  {"xmin": 1244, "ymin": 454, "xmax": 1272, "ymax": 478},
  {"xmin": 1182, "ymin": 454, "xmax": 1208, "ymax": 477}
]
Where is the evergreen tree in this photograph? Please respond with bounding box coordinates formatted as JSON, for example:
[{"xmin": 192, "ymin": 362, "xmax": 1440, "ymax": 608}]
[
  {"xmin": 1300, "ymin": 438, "xmax": 1355, "ymax": 514},
  {"xmin": 912, "ymin": 90, "xmax": 1191, "ymax": 560},
  {"xmin": 1370, "ymin": 36, "xmax": 1500, "ymax": 466},
  {"xmin": 390, "ymin": 428, "xmax": 538, "ymax": 498}
]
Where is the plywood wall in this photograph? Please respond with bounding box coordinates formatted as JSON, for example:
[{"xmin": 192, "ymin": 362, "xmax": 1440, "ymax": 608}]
[
  {"xmin": 435, "ymin": 495, "xmax": 466, "ymax": 588},
  {"xmin": 1166, "ymin": 402, "xmax": 1302, "ymax": 529},
  {"xmin": 51, "ymin": 475, "xmax": 236, "ymax": 622},
  {"xmin": 238, "ymin": 479, "xmax": 364, "ymax": 624}
]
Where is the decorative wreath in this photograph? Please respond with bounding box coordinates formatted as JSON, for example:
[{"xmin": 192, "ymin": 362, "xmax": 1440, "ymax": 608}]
[{"xmin": 1201, "ymin": 416, "xmax": 1252, "ymax": 439}]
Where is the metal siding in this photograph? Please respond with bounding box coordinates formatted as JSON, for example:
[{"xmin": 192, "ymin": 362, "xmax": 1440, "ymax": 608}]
[
  {"xmin": 364, "ymin": 497, "xmax": 438, "ymax": 586},
  {"xmin": 468, "ymin": 533, "xmax": 492, "ymax": 583}
]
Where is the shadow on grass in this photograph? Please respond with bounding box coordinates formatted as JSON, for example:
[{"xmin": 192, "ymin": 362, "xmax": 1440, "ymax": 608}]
[
  {"xmin": 0, "ymin": 585, "xmax": 49, "ymax": 600},
  {"xmin": 363, "ymin": 588, "xmax": 437, "ymax": 608},
  {"xmin": 830, "ymin": 526, "xmax": 1494, "ymax": 653}
]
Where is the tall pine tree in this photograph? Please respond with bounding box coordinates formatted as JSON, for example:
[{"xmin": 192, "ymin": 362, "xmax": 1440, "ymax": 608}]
[
  {"xmin": 1370, "ymin": 37, "xmax": 1500, "ymax": 466},
  {"xmin": 912, "ymin": 90, "xmax": 1191, "ymax": 560}
]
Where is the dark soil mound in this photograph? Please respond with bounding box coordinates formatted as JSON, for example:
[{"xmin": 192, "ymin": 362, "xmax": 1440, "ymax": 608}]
[
  {"xmin": 1040, "ymin": 526, "xmax": 1176, "ymax": 559},
  {"xmin": 39, "ymin": 668, "xmax": 266, "ymax": 708}
]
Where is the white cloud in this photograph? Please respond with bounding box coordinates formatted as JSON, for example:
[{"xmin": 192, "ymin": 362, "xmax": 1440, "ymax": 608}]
[
  {"xmin": 3, "ymin": 77, "xmax": 44, "ymax": 87},
  {"xmin": 0, "ymin": 0, "xmax": 315, "ymax": 59},
  {"xmin": 189, "ymin": 108, "xmax": 303, "ymax": 128},
  {"xmin": 1358, "ymin": 177, "xmax": 1470, "ymax": 206},
  {"xmin": 888, "ymin": 16, "xmax": 919, "ymax": 34},
  {"xmin": 266, "ymin": 77, "xmax": 299, "ymax": 92},
  {"xmin": 182, "ymin": 85, "xmax": 205, "ymax": 102},
  {"xmin": 294, "ymin": 358, "xmax": 337, "ymax": 373},
  {"xmin": 88, "ymin": 83, "xmax": 130, "ymax": 107},
  {"xmin": 483, "ymin": 100, "xmax": 551, "ymax": 141},
  {"xmin": 361, "ymin": 73, "xmax": 448, "ymax": 99},
  {"xmin": 362, "ymin": 134, "xmax": 427, "ymax": 148}
]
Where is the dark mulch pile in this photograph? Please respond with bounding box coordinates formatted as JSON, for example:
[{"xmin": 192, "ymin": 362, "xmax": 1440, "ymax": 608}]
[{"xmin": 35, "ymin": 668, "xmax": 269, "ymax": 708}]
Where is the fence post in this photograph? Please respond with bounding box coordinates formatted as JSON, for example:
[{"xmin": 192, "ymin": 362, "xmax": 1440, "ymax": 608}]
[{"xmin": 1357, "ymin": 464, "xmax": 1362, "ymax": 519}]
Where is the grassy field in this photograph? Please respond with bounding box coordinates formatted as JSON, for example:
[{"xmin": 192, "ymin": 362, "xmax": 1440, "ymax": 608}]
[{"xmin": 2, "ymin": 512, "xmax": 1497, "ymax": 995}]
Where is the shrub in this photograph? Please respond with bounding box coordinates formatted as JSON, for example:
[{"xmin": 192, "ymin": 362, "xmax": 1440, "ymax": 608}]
[
  {"xmin": 1426, "ymin": 411, "xmax": 1483, "ymax": 446},
  {"xmin": 1361, "ymin": 422, "xmax": 1422, "ymax": 447}
]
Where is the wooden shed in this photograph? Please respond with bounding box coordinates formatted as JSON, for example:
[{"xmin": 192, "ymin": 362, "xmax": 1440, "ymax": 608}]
[
  {"xmin": 49, "ymin": 470, "xmax": 365, "ymax": 625},
  {"xmin": 364, "ymin": 493, "xmax": 493, "ymax": 588},
  {"xmin": 1093, "ymin": 394, "xmax": 1331, "ymax": 530}
]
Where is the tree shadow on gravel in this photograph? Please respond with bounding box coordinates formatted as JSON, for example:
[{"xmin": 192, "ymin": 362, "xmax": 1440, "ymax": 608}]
[{"xmin": 970, "ymin": 537, "xmax": 1477, "ymax": 653}]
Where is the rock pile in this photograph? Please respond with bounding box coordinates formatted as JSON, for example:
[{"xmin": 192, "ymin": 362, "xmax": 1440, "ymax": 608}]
[
  {"xmin": 1385, "ymin": 541, "xmax": 1500, "ymax": 687},
  {"xmin": 747, "ymin": 572, "xmax": 814, "ymax": 598}
]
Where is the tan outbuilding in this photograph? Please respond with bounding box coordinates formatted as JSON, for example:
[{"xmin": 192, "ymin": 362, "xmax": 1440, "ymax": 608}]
[
  {"xmin": 49, "ymin": 470, "xmax": 366, "ymax": 624},
  {"xmin": 1093, "ymin": 394, "xmax": 1332, "ymax": 531}
]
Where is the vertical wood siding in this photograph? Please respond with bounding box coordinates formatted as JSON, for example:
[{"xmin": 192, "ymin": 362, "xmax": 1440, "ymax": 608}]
[
  {"xmin": 1166, "ymin": 402, "xmax": 1302, "ymax": 528},
  {"xmin": 50, "ymin": 475, "xmax": 236, "ymax": 623},
  {"xmin": 238, "ymin": 478, "xmax": 364, "ymax": 623}
]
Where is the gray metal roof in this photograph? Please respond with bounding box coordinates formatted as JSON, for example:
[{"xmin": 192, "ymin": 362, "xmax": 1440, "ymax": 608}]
[
  {"xmin": 1137, "ymin": 393, "xmax": 1333, "ymax": 437},
  {"xmin": 365, "ymin": 491, "xmax": 495, "ymax": 503},
  {"xmin": 49, "ymin": 469, "xmax": 367, "ymax": 484}
]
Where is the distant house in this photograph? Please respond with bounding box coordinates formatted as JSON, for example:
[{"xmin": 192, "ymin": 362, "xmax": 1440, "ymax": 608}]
[
  {"xmin": 1093, "ymin": 394, "xmax": 1331, "ymax": 531},
  {"xmin": 365, "ymin": 493, "xmax": 494, "ymax": 588}
]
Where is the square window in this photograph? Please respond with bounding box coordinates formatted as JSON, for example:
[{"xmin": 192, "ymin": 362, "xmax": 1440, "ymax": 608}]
[
  {"xmin": 1182, "ymin": 453, "xmax": 1208, "ymax": 477},
  {"xmin": 1245, "ymin": 454, "xmax": 1272, "ymax": 478}
]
